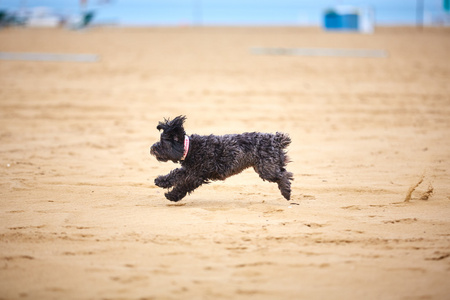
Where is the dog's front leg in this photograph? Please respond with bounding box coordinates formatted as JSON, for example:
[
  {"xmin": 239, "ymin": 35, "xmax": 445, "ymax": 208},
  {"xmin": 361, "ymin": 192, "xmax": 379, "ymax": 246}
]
[
  {"xmin": 165, "ymin": 177, "xmax": 205, "ymax": 202},
  {"xmin": 164, "ymin": 185, "xmax": 188, "ymax": 202},
  {"xmin": 155, "ymin": 168, "xmax": 186, "ymax": 189}
]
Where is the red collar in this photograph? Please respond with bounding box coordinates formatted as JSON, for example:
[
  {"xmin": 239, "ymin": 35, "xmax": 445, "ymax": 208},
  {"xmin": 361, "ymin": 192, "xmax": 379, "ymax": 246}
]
[{"xmin": 180, "ymin": 135, "xmax": 189, "ymax": 161}]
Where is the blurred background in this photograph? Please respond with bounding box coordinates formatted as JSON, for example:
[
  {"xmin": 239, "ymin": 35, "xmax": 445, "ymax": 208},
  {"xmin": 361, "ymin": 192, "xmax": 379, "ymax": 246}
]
[{"xmin": 1, "ymin": 0, "xmax": 450, "ymax": 28}]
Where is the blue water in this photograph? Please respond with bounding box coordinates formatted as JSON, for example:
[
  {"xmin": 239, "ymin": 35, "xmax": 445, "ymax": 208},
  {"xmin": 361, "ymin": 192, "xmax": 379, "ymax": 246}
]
[{"xmin": 0, "ymin": 0, "xmax": 447, "ymax": 26}]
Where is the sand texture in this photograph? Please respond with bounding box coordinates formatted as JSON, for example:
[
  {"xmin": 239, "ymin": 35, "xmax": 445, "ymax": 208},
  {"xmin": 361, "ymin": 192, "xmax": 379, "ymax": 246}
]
[{"xmin": 1, "ymin": 27, "xmax": 450, "ymax": 299}]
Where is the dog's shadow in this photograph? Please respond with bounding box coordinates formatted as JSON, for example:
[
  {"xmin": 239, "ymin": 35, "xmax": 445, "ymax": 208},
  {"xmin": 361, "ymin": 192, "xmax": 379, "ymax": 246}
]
[{"xmin": 166, "ymin": 203, "xmax": 187, "ymax": 207}]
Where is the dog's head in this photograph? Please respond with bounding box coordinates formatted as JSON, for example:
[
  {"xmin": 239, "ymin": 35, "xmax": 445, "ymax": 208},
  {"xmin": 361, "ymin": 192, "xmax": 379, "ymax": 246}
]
[{"xmin": 150, "ymin": 115, "xmax": 187, "ymax": 163}]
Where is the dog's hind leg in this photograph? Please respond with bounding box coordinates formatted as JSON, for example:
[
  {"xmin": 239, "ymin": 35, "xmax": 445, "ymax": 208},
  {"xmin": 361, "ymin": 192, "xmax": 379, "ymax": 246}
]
[
  {"xmin": 253, "ymin": 164, "xmax": 293, "ymax": 200},
  {"xmin": 277, "ymin": 170, "xmax": 293, "ymax": 201}
]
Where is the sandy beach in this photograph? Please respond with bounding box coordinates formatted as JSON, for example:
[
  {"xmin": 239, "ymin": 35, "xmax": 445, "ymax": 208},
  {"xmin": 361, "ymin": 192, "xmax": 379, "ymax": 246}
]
[{"xmin": 1, "ymin": 26, "xmax": 449, "ymax": 299}]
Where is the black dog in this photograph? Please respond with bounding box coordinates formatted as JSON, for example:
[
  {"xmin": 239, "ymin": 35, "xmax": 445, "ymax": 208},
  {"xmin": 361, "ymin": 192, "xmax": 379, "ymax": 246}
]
[{"xmin": 150, "ymin": 116, "xmax": 293, "ymax": 202}]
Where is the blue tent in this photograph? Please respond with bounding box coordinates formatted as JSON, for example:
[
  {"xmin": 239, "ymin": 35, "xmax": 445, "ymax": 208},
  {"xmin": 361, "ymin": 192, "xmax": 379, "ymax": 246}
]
[{"xmin": 324, "ymin": 7, "xmax": 360, "ymax": 31}]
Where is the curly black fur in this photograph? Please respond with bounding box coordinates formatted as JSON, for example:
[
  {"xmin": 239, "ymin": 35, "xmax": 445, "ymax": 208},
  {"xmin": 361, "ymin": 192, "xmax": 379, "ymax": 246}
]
[{"xmin": 150, "ymin": 116, "xmax": 293, "ymax": 202}]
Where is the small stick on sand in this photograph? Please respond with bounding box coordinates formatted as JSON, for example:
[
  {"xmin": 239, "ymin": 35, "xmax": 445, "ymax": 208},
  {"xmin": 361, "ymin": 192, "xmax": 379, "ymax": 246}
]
[{"xmin": 404, "ymin": 174, "xmax": 424, "ymax": 202}]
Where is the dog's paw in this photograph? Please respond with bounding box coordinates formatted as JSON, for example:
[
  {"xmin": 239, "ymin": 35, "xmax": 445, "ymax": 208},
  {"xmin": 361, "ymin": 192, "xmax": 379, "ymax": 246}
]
[
  {"xmin": 155, "ymin": 176, "xmax": 172, "ymax": 188},
  {"xmin": 165, "ymin": 191, "xmax": 183, "ymax": 202}
]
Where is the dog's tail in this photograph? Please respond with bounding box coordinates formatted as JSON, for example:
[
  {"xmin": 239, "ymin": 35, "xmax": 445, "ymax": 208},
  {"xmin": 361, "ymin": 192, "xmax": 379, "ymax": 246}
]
[
  {"xmin": 275, "ymin": 132, "xmax": 292, "ymax": 166},
  {"xmin": 275, "ymin": 132, "xmax": 291, "ymax": 149}
]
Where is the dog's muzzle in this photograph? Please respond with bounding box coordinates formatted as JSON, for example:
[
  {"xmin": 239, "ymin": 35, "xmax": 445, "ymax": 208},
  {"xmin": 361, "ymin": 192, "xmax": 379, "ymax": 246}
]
[
  {"xmin": 150, "ymin": 144, "xmax": 159, "ymax": 156},
  {"xmin": 150, "ymin": 143, "xmax": 168, "ymax": 162}
]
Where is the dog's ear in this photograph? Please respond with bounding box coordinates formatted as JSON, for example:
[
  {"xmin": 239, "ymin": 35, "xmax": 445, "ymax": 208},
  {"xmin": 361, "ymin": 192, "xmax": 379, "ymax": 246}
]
[
  {"xmin": 157, "ymin": 116, "xmax": 186, "ymax": 139},
  {"xmin": 156, "ymin": 123, "xmax": 165, "ymax": 131},
  {"xmin": 168, "ymin": 115, "xmax": 186, "ymax": 129},
  {"xmin": 167, "ymin": 116, "xmax": 186, "ymax": 139}
]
